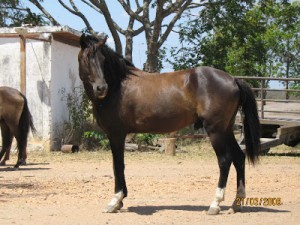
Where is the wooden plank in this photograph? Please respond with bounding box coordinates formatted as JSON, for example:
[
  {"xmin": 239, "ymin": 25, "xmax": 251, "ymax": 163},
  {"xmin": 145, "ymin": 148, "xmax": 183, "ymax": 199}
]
[
  {"xmin": 239, "ymin": 138, "xmax": 282, "ymax": 153},
  {"xmin": 235, "ymin": 117, "xmax": 300, "ymax": 126},
  {"xmin": 277, "ymin": 125, "xmax": 300, "ymax": 147},
  {"xmin": 260, "ymin": 138, "xmax": 282, "ymax": 150}
]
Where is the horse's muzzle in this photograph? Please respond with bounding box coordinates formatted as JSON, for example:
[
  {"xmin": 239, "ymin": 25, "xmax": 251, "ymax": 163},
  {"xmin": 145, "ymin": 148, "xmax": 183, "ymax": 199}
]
[{"xmin": 94, "ymin": 84, "xmax": 108, "ymax": 99}]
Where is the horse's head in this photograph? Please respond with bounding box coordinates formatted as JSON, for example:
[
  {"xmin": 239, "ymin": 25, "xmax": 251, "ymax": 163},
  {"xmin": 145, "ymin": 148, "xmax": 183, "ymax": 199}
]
[{"xmin": 78, "ymin": 34, "xmax": 108, "ymax": 100}]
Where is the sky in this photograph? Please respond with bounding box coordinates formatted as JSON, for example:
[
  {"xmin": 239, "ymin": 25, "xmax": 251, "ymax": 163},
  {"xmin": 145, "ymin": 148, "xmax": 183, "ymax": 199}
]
[
  {"xmin": 24, "ymin": 0, "xmax": 182, "ymax": 71},
  {"xmin": 23, "ymin": 1, "xmax": 296, "ymax": 88}
]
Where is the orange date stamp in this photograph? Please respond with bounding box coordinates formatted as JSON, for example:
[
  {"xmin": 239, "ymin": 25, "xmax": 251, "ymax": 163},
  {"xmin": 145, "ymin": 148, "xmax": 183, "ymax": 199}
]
[{"xmin": 235, "ymin": 197, "xmax": 283, "ymax": 206}]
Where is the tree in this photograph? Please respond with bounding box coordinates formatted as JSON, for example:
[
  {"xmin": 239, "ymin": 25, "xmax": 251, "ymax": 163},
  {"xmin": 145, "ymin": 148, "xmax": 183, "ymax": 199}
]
[
  {"xmin": 263, "ymin": 1, "xmax": 300, "ymax": 91},
  {"xmin": 28, "ymin": 0, "xmax": 204, "ymax": 72},
  {"xmin": 168, "ymin": 1, "xmax": 258, "ymax": 72},
  {"xmin": 168, "ymin": 0, "xmax": 299, "ymax": 88},
  {"xmin": 0, "ymin": 0, "xmax": 47, "ymax": 27}
]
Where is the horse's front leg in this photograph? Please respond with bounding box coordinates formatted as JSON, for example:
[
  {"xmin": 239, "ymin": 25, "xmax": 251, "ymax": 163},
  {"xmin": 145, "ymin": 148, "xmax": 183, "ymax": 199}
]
[{"xmin": 105, "ymin": 134, "xmax": 127, "ymax": 213}]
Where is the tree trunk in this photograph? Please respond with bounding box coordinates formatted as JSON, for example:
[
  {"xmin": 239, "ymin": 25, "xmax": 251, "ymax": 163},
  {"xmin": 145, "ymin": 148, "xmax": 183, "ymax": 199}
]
[
  {"xmin": 125, "ymin": 32, "xmax": 133, "ymax": 62},
  {"xmin": 144, "ymin": 42, "xmax": 159, "ymax": 72}
]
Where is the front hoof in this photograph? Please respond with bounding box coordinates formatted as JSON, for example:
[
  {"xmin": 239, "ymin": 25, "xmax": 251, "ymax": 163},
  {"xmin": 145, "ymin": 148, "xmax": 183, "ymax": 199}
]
[
  {"xmin": 104, "ymin": 201, "xmax": 123, "ymax": 213},
  {"xmin": 14, "ymin": 164, "xmax": 20, "ymax": 169},
  {"xmin": 207, "ymin": 206, "xmax": 220, "ymax": 215},
  {"xmin": 18, "ymin": 159, "xmax": 26, "ymax": 166},
  {"xmin": 0, "ymin": 161, "xmax": 6, "ymax": 166},
  {"xmin": 227, "ymin": 208, "xmax": 236, "ymax": 214},
  {"xmin": 227, "ymin": 205, "xmax": 242, "ymax": 214}
]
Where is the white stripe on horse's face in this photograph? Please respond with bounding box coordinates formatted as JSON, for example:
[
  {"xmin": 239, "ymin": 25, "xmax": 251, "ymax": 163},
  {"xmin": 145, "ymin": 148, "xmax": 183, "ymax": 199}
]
[{"xmin": 89, "ymin": 52, "xmax": 108, "ymax": 99}]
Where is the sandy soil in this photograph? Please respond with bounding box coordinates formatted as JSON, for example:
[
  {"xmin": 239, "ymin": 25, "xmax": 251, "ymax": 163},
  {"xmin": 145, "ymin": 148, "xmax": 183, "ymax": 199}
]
[{"xmin": 1, "ymin": 141, "xmax": 300, "ymax": 225}]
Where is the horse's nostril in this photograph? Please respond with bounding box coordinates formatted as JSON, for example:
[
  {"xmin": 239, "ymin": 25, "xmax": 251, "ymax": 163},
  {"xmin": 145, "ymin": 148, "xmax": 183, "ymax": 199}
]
[{"xmin": 96, "ymin": 85, "xmax": 107, "ymax": 93}]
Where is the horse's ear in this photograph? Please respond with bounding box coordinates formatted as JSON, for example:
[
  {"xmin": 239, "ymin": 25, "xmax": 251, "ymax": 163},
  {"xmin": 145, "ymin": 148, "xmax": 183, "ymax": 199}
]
[
  {"xmin": 80, "ymin": 34, "xmax": 88, "ymax": 49},
  {"xmin": 97, "ymin": 37, "xmax": 107, "ymax": 47}
]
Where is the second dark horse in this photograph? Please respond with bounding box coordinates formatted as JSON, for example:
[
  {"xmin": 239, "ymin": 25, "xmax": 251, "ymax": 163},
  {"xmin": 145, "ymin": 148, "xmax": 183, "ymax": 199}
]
[
  {"xmin": 78, "ymin": 34, "xmax": 261, "ymax": 215},
  {"xmin": 0, "ymin": 86, "xmax": 36, "ymax": 168}
]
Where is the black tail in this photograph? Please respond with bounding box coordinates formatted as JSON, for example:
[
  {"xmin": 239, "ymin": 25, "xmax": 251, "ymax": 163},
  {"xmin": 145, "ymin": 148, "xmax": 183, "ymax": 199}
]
[
  {"xmin": 18, "ymin": 93, "xmax": 36, "ymax": 145},
  {"xmin": 236, "ymin": 79, "xmax": 261, "ymax": 164}
]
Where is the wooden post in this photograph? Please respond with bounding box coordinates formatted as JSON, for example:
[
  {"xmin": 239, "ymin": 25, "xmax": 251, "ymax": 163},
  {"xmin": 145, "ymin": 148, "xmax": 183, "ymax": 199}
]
[
  {"xmin": 61, "ymin": 145, "xmax": 79, "ymax": 153},
  {"xmin": 160, "ymin": 138, "xmax": 176, "ymax": 156},
  {"xmin": 20, "ymin": 35, "xmax": 26, "ymax": 95},
  {"xmin": 260, "ymin": 79, "xmax": 264, "ymax": 119}
]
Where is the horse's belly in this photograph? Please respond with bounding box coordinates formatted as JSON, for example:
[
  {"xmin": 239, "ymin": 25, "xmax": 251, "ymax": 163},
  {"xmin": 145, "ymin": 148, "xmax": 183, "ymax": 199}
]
[{"xmin": 130, "ymin": 112, "xmax": 196, "ymax": 134}]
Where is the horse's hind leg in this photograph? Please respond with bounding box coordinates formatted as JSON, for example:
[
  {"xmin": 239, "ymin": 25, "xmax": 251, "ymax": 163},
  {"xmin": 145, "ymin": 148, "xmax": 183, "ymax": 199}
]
[
  {"xmin": 207, "ymin": 132, "xmax": 233, "ymax": 215},
  {"xmin": 0, "ymin": 123, "xmax": 13, "ymax": 165},
  {"xmin": 228, "ymin": 138, "xmax": 246, "ymax": 213},
  {"xmin": 14, "ymin": 133, "xmax": 28, "ymax": 168}
]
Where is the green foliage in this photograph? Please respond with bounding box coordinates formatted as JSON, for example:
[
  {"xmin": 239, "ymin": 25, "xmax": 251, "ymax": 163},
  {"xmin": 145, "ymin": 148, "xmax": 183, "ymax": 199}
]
[
  {"xmin": 133, "ymin": 133, "xmax": 160, "ymax": 146},
  {"xmin": 60, "ymin": 86, "xmax": 93, "ymax": 145},
  {"xmin": 63, "ymin": 86, "xmax": 111, "ymax": 149},
  {"xmin": 167, "ymin": 0, "xmax": 300, "ymax": 89},
  {"xmin": 0, "ymin": 0, "xmax": 48, "ymax": 27},
  {"xmin": 83, "ymin": 131, "xmax": 110, "ymax": 150},
  {"xmin": 64, "ymin": 86, "xmax": 92, "ymax": 130}
]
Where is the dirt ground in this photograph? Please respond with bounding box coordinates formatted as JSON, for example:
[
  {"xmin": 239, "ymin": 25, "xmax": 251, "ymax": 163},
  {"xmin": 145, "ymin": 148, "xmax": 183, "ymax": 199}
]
[{"xmin": 1, "ymin": 141, "xmax": 300, "ymax": 225}]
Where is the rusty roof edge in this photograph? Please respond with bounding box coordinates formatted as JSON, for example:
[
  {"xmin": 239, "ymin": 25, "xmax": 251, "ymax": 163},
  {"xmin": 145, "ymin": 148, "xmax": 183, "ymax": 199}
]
[{"xmin": 0, "ymin": 25, "xmax": 82, "ymax": 37}]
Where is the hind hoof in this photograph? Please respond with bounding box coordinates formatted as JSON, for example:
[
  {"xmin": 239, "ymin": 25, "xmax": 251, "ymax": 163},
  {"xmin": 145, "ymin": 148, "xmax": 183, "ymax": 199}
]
[{"xmin": 207, "ymin": 206, "xmax": 220, "ymax": 215}]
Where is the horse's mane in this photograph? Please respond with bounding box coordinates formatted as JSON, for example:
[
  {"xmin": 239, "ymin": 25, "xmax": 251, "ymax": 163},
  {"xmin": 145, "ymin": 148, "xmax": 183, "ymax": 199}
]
[{"xmin": 99, "ymin": 44, "xmax": 136, "ymax": 91}]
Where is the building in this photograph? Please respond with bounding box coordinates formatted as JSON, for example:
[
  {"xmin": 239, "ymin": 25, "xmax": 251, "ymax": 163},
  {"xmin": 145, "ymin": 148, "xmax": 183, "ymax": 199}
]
[{"xmin": 0, "ymin": 26, "xmax": 83, "ymax": 150}]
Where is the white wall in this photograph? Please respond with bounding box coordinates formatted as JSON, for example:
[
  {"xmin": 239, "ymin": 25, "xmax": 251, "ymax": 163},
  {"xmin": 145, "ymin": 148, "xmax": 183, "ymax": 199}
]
[
  {"xmin": 26, "ymin": 39, "xmax": 52, "ymax": 143},
  {"xmin": 0, "ymin": 37, "xmax": 52, "ymax": 146},
  {"xmin": 0, "ymin": 38, "xmax": 21, "ymax": 90},
  {"xmin": 50, "ymin": 39, "xmax": 81, "ymax": 150},
  {"xmin": 0, "ymin": 35, "xmax": 82, "ymax": 151}
]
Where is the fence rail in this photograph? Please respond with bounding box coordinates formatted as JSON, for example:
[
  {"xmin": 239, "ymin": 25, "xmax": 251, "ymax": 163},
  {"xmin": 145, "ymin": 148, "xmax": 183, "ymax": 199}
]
[{"xmin": 235, "ymin": 76, "xmax": 300, "ymax": 123}]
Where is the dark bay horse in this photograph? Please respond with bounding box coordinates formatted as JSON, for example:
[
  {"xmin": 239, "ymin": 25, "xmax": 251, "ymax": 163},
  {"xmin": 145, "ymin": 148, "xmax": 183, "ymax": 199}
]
[
  {"xmin": 78, "ymin": 34, "xmax": 260, "ymax": 215},
  {"xmin": 0, "ymin": 86, "xmax": 36, "ymax": 168}
]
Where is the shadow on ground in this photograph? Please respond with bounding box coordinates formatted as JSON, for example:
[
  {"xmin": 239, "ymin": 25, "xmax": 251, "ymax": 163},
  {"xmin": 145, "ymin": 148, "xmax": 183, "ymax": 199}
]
[{"xmin": 128, "ymin": 205, "xmax": 290, "ymax": 215}]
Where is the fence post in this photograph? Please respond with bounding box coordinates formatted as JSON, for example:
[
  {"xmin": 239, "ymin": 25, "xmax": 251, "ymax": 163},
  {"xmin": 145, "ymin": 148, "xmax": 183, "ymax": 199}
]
[
  {"xmin": 20, "ymin": 35, "xmax": 26, "ymax": 95},
  {"xmin": 285, "ymin": 80, "xmax": 289, "ymax": 101},
  {"xmin": 260, "ymin": 79, "xmax": 264, "ymax": 119}
]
